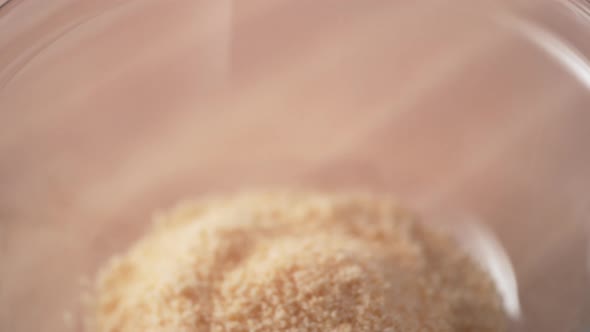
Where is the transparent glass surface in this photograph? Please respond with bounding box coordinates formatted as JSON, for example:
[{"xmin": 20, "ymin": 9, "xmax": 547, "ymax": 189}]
[{"xmin": 1, "ymin": 1, "xmax": 589, "ymax": 331}]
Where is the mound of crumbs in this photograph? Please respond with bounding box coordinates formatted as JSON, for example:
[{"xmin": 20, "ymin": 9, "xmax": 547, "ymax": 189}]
[{"xmin": 91, "ymin": 192, "xmax": 505, "ymax": 332}]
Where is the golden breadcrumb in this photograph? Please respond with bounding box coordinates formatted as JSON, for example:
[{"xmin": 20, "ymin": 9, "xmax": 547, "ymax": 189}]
[{"xmin": 91, "ymin": 192, "xmax": 505, "ymax": 332}]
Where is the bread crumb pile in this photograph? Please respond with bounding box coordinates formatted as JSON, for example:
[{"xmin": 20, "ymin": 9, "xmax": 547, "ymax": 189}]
[{"xmin": 92, "ymin": 192, "xmax": 505, "ymax": 332}]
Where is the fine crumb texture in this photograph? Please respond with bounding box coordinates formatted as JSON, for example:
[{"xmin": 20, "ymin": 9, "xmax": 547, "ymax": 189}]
[{"xmin": 92, "ymin": 192, "xmax": 505, "ymax": 332}]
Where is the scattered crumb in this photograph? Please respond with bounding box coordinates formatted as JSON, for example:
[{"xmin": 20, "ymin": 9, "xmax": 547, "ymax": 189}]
[{"xmin": 91, "ymin": 191, "xmax": 505, "ymax": 331}]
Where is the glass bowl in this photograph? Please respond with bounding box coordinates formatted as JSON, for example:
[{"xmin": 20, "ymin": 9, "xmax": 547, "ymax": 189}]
[{"xmin": 1, "ymin": 1, "xmax": 589, "ymax": 331}]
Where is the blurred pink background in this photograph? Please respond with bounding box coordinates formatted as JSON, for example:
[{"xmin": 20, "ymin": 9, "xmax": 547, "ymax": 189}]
[{"xmin": 1, "ymin": 1, "xmax": 590, "ymax": 331}]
